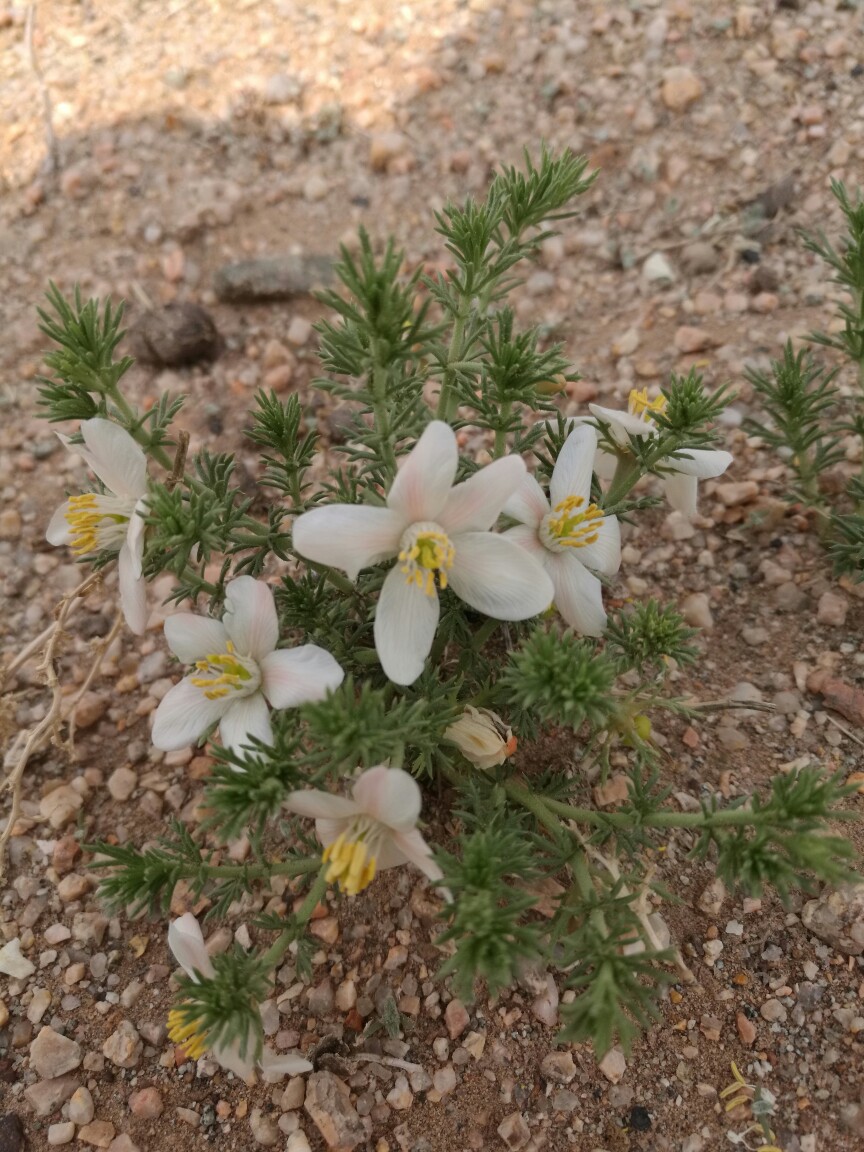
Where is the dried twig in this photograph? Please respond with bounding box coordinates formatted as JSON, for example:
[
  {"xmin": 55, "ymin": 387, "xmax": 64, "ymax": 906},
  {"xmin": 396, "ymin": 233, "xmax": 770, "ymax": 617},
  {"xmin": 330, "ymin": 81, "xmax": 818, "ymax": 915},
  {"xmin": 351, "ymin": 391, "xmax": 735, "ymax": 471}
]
[{"xmin": 24, "ymin": 3, "xmax": 60, "ymax": 175}]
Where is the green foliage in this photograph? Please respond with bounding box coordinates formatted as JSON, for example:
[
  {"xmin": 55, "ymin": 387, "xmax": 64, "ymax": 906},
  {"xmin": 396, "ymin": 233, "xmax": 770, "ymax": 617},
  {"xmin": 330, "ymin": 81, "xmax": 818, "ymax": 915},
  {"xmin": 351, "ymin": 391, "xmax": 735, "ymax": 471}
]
[
  {"xmin": 246, "ymin": 391, "xmax": 317, "ymax": 504},
  {"xmin": 831, "ymin": 475, "xmax": 864, "ymax": 579},
  {"xmin": 171, "ymin": 949, "xmax": 270, "ymax": 1067},
  {"xmin": 504, "ymin": 627, "xmax": 618, "ymax": 731},
  {"xmin": 605, "ymin": 600, "xmax": 698, "ymax": 674},
  {"xmin": 801, "ymin": 180, "xmax": 864, "ymax": 367}
]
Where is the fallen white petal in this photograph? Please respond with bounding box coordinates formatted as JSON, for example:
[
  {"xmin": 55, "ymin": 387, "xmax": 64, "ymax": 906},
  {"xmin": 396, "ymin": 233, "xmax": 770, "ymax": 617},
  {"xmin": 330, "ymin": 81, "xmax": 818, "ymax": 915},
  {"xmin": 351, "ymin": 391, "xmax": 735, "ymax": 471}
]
[{"xmin": 374, "ymin": 564, "xmax": 440, "ymax": 685}]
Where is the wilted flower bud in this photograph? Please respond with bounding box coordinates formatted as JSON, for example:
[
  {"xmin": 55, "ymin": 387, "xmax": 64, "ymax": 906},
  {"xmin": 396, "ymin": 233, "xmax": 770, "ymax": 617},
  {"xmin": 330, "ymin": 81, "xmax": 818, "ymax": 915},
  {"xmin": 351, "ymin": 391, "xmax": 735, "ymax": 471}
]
[{"xmin": 444, "ymin": 707, "xmax": 517, "ymax": 770}]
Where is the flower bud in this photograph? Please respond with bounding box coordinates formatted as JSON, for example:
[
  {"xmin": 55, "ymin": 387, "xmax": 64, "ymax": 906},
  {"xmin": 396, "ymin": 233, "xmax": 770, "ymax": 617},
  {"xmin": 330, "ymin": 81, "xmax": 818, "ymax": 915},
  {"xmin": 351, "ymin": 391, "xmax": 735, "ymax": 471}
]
[{"xmin": 444, "ymin": 707, "xmax": 517, "ymax": 770}]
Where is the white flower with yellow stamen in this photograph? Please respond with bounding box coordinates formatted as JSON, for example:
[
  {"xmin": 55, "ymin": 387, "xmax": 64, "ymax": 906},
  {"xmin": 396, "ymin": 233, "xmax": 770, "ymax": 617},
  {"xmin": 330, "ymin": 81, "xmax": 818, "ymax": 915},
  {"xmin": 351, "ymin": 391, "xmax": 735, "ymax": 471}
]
[
  {"xmin": 46, "ymin": 418, "xmax": 150, "ymax": 635},
  {"xmin": 588, "ymin": 388, "xmax": 733, "ymax": 518},
  {"xmin": 291, "ymin": 421, "xmax": 554, "ymax": 686},
  {"xmin": 503, "ymin": 425, "xmax": 620, "ymax": 636},
  {"xmin": 285, "ymin": 766, "xmax": 442, "ymax": 897},
  {"xmin": 167, "ymin": 913, "xmax": 312, "ymax": 1081},
  {"xmin": 152, "ymin": 576, "xmax": 343, "ymax": 753},
  {"xmin": 444, "ymin": 706, "xmax": 517, "ymax": 770}
]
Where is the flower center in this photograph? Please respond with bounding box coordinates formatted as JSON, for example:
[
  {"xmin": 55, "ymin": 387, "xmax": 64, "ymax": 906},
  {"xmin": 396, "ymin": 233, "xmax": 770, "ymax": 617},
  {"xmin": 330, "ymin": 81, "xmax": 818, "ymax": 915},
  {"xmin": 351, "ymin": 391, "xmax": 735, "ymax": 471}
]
[
  {"xmin": 65, "ymin": 493, "xmax": 131, "ymax": 556},
  {"xmin": 167, "ymin": 1006, "xmax": 210, "ymax": 1060},
  {"xmin": 628, "ymin": 387, "xmax": 667, "ymax": 423},
  {"xmin": 189, "ymin": 641, "xmax": 261, "ymax": 701},
  {"xmin": 398, "ymin": 522, "xmax": 455, "ymax": 597},
  {"xmin": 541, "ymin": 495, "xmax": 604, "ymax": 552},
  {"xmin": 322, "ymin": 822, "xmax": 380, "ymax": 896}
]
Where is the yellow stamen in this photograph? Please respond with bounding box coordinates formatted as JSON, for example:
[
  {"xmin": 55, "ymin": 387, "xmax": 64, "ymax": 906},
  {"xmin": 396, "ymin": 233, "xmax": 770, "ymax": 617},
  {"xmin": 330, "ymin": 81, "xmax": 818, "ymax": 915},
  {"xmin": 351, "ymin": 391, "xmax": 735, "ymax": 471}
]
[
  {"xmin": 628, "ymin": 387, "xmax": 667, "ymax": 421},
  {"xmin": 398, "ymin": 529, "xmax": 455, "ymax": 596},
  {"xmin": 546, "ymin": 494, "xmax": 604, "ymax": 549},
  {"xmin": 64, "ymin": 493, "xmax": 127, "ymax": 556},
  {"xmin": 322, "ymin": 831, "xmax": 379, "ymax": 897},
  {"xmin": 190, "ymin": 640, "xmax": 253, "ymax": 700},
  {"xmin": 167, "ymin": 1007, "xmax": 209, "ymax": 1060}
]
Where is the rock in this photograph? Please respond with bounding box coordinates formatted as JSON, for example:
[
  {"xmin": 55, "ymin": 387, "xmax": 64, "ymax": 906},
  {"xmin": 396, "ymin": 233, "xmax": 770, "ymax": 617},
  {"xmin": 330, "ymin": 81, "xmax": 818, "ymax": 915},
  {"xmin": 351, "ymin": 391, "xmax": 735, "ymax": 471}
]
[
  {"xmin": 593, "ymin": 774, "xmax": 630, "ymax": 807},
  {"xmin": 57, "ymin": 873, "xmax": 90, "ymax": 902},
  {"xmin": 69, "ymin": 1086, "xmax": 94, "ymax": 1125},
  {"xmin": 530, "ymin": 974, "xmax": 559, "ymax": 1027},
  {"xmin": 0, "ymin": 938, "xmax": 35, "ymax": 978},
  {"xmin": 39, "ymin": 786, "xmax": 83, "ymax": 830},
  {"xmin": 0, "ymin": 1115, "xmax": 25, "ymax": 1152},
  {"xmin": 386, "ymin": 1076, "xmax": 413, "ymax": 1110},
  {"xmin": 127, "ymin": 303, "xmax": 222, "ymax": 367},
  {"xmin": 107, "ymin": 1139, "xmax": 140, "ymax": 1152},
  {"xmin": 287, "ymin": 316, "xmax": 313, "ymax": 346},
  {"xmin": 674, "ymin": 326, "xmax": 713, "ymax": 354},
  {"xmin": 107, "ymin": 767, "xmax": 138, "ymax": 801},
  {"xmin": 23, "ymin": 1075, "xmax": 80, "ymax": 1117},
  {"xmin": 817, "ymin": 591, "xmax": 849, "ymax": 627},
  {"xmin": 612, "ymin": 327, "xmax": 640, "ymax": 357},
  {"xmin": 680, "ymin": 242, "xmax": 720, "ymax": 275},
  {"xmin": 698, "ymin": 878, "xmax": 726, "ymax": 916},
  {"xmin": 802, "ymin": 884, "xmax": 864, "ymax": 955},
  {"xmin": 128, "ymin": 1088, "xmax": 163, "ymax": 1119},
  {"xmin": 444, "ymin": 998, "xmax": 469, "ymax": 1040},
  {"xmin": 307, "ymin": 979, "xmax": 334, "ymax": 1018},
  {"xmin": 286, "ymin": 1135, "xmax": 312, "ymax": 1152},
  {"xmin": 661, "ymin": 67, "xmax": 703, "ymax": 111},
  {"xmin": 808, "ymin": 675, "xmax": 864, "ymax": 727},
  {"xmin": 304, "ymin": 1072, "xmax": 365, "ymax": 1150},
  {"xmin": 497, "ymin": 1112, "xmax": 531, "ymax": 1150},
  {"xmin": 599, "ymin": 1046, "xmax": 626, "ymax": 1084},
  {"xmin": 214, "ymin": 255, "xmax": 333, "ymax": 303},
  {"xmin": 78, "ymin": 1121, "xmax": 115, "ymax": 1148},
  {"xmin": 29, "ymin": 1027, "xmax": 82, "ymax": 1078},
  {"xmin": 250, "ymin": 1108, "xmax": 280, "ymax": 1147},
  {"xmin": 736, "ymin": 1012, "xmax": 757, "ymax": 1046},
  {"xmin": 642, "ymin": 252, "xmax": 675, "ymax": 284},
  {"xmin": 368, "ymin": 131, "xmax": 413, "ymax": 173},
  {"xmin": 0, "ymin": 509, "xmax": 22, "ymax": 539},
  {"xmin": 540, "ymin": 1051, "xmax": 577, "ymax": 1084},
  {"xmin": 262, "ymin": 72, "xmax": 301, "ymax": 104},
  {"xmin": 715, "ymin": 481, "xmax": 759, "ymax": 507},
  {"xmin": 681, "ymin": 592, "xmax": 713, "ymax": 630},
  {"xmin": 47, "ymin": 1121, "xmax": 76, "ymax": 1145},
  {"xmin": 303, "ymin": 174, "xmax": 329, "ymax": 203},
  {"xmin": 280, "ymin": 1078, "xmax": 306, "ymax": 1111},
  {"xmin": 760, "ymin": 999, "xmax": 787, "ymax": 1023},
  {"xmin": 334, "ymin": 980, "xmax": 356, "ymax": 1012},
  {"xmin": 74, "ymin": 692, "xmax": 108, "ymax": 729},
  {"xmin": 102, "ymin": 1020, "xmax": 143, "ymax": 1068},
  {"xmin": 433, "ymin": 1065, "xmax": 457, "ymax": 1094}
]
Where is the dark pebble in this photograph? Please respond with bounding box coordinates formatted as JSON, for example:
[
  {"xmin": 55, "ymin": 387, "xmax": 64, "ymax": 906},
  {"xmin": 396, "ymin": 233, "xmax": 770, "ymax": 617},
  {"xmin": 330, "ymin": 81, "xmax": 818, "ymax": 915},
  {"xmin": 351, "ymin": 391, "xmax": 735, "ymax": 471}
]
[
  {"xmin": 127, "ymin": 302, "xmax": 223, "ymax": 367},
  {"xmin": 629, "ymin": 1106, "xmax": 652, "ymax": 1131},
  {"xmin": 213, "ymin": 254, "xmax": 333, "ymax": 303},
  {"xmin": 0, "ymin": 1114, "xmax": 25, "ymax": 1152}
]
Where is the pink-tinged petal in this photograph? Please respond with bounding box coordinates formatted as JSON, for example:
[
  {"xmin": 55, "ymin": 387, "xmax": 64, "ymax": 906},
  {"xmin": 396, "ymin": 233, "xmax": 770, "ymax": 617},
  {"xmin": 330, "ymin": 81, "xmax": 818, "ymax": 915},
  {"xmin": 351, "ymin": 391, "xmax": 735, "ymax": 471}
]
[
  {"xmin": 79, "ymin": 418, "xmax": 148, "ymax": 499},
  {"xmin": 164, "ymin": 613, "xmax": 228, "ymax": 663},
  {"xmin": 46, "ymin": 500, "xmax": 73, "ymax": 546},
  {"xmin": 314, "ymin": 815, "xmax": 350, "ymax": 847},
  {"xmin": 352, "ymin": 766, "xmax": 421, "ymax": 831},
  {"xmin": 223, "ymin": 576, "xmax": 279, "ymax": 660},
  {"xmin": 168, "ymin": 914, "xmax": 215, "ymax": 981},
  {"xmin": 259, "ymin": 1047, "xmax": 313, "ymax": 1081},
  {"xmin": 502, "ymin": 522, "xmax": 545, "ymax": 556},
  {"xmin": 389, "ymin": 828, "xmax": 444, "ymax": 884},
  {"xmin": 550, "ymin": 425, "xmax": 597, "ymax": 507},
  {"xmin": 218, "ymin": 693, "xmax": 273, "ymax": 754},
  {"xmin": 546, "ymin": 553, "xmax": 608, "ymax": 636},
  {"xmin": 284, "ymin": 790, "xmax": 358, "ymax": 822},
  {"xmin": 292, "ymin": 504, "xmax": 404, "ymax": 582},
  {"xmin": 588, "ymin": 404, "xmax": 654, "ymax": 445},
  {"xmin": 440, "ymin": 455, "xmax": 526, "ymax": 534},
  {"xmin": 118, "ymin": 544, "xmax": 148, "ymax": 636},
  {"xmin": 577, "ymin": 515, "xmax": 621, "ymax": 577},
  {"xmin": 666, "ymin": 447, "xmax": 733, "ymax": 479},
  {"xmin": 260, "ymin": 646, "xmax": 344, "ymax": 709},
  {"xmin": 662, "ymin": 472, "xmax": 699, "ymax": 518},
  {"xmin": 448, "ymin": 533, "xmax": 554, "ymax": 621},
  {"xmin": 151, "ymin": 678, "xmax": 228, "ymax": 750},
  {"xmin": 502, "ymin": 474, "xmax": 549, "ymax": 527},
  {"xmin": 386, "ymin": 420, "xmax": 457, "ymax": 524},
  {"xmin": 374, "ymin": 564, "xmax": 440, "ymax": 686}
]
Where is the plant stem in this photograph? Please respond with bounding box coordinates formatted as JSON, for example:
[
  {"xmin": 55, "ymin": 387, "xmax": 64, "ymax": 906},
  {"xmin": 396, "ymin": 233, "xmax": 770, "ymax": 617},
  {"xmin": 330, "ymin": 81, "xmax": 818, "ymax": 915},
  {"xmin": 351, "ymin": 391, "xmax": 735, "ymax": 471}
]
[
  {"xmin": 260, "ymin": 869, "xmax": 329, "ymax": 970},
  {"xmin": 199, "ymin": 857, "xmax": 321, "ymax": 881},
  {"xmin": 603, "ymin": 453, "xmax": 645, "ymax": 508},
  {"xmin": 494, "ymin": 402, "xmax": 512, "ymax": 457},
  {"xmin": 437, "ymin": 301, "xmax": 471, "ymax": 423},
  {"xmin": 108, "ymin": 386, "xmax": 173, "ymax": 470},
  {"xmin": 370, "ymin": 349, "xmax": 398, "ymax": 479}
]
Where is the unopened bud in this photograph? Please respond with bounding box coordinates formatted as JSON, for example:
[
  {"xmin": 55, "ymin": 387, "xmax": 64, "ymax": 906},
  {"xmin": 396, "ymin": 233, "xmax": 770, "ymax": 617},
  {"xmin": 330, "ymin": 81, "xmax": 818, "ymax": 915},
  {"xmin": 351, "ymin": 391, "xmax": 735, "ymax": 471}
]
[{"xmin": 444, "ymin": 707, "xmax": 517, "ymax": 770}]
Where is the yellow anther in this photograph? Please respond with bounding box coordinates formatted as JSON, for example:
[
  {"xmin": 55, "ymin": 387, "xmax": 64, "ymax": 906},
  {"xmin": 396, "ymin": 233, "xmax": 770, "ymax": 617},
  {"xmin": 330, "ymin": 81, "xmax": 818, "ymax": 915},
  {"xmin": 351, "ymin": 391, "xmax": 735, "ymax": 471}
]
[
  {"xmin": 190, "ymin": 641, "xmax": 254, "ymax": 700},
  {"xmin": 546, "ymin": 495, "xmax": 604, "ymax": 549},
  {"xmin": 398, "ymin": 528, "xmax": 455, "ymax": 596},
  {"xmin": 167, "ymin": 1007, "xmax": 209, "ymax": 1060},
  {"xmin": 628, "ymin": 387, "xmax": 667, "ymax": 421},
  {"xmin": 322, "ymin": 831, "xmax": 379, "ymax": 896}
]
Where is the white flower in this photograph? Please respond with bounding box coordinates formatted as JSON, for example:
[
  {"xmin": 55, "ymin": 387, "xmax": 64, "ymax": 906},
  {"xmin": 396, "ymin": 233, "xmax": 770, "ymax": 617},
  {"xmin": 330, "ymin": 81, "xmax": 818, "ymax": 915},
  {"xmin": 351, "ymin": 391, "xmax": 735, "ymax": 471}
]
[
  {"xmin": 291, "ymin": 421, "xmax": 554, "ymax": 685},
  {"xmin": 444, "ymin": 706, "xmax": 517, "ymax": 770},
  {"xmin": 503, "ymin": 425, "xmax": 621, "ymax": 636},
  {"xmin": 285, "ymin": 765, "xmax": 443, "ymax": 896},
  {"xmin": 152, "ymin": 576, "xmax": 344, "ymax": 753},
  {"xmin": 167, "ymin": 913, "xmax": 312, "ymax": 1081},
  {"xmin": 46, "ymin": 418, "xmax": 150, "ymax": 634},
  {"xmin": 588, "ymin": 388, "xmax": 733, "ymax": 518}
]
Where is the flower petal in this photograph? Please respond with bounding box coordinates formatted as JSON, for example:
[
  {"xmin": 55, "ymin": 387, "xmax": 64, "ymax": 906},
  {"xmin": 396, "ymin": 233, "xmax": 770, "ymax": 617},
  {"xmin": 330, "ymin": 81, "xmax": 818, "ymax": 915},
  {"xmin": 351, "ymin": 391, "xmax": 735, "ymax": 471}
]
[
  {"xmin": 662, "ymin": 472, "xmax": 699, "ymax": 518},
  {"xmin": 502, "ymin": 474, "xmax": 549, "ymax": 527},
  {"xmin": 212, "ymin": 1037, "xmax": 255, "ymax": 1080},
  {"xmin": 167, "ymin": 913, "xmax": 215, "ymax": 981},
  {"xmin": 218, "ymin": 693, "xmax": 273, "ymax": 754},
  {"xmin": 588, "ymin": 403, "xmax": 655, "ymax": 444},
  {"xmin": 550, "ymin": 425, "xmax": 597, "ymax": 507},
  {"xmin": 502, "ymin": 522, "xmax": 545, "ymax": 556},
  {"xmin": 125, "ymin": 499, "xmax": 148, "ymax": 580},
  {"xmin": 447, "ymin": 533, "xmax": 554, "ymax": 621},
  {"xmin": 374, "ymin": 564, "xmax": 440, "ymax": 686},
  {"xmin": 440, "ymin": 455, "xmax": 526, "ymax": 534},
  {"xmin": 164, "ymin": 614, "xmax": 229, "ymax": 663},
  {"xmin": 386, "ymin": 420, "xmax": 457, "ymax": 524},
  {"xmin": 389, "ymin": 828, "xmax": 444, "ymax": 884},
  {"xmin": 352, "ymin": 766, "xmax": 422, "ymax": 831},
  {"xmin": 78, "ymin": 418, "xmax": 148, "ymax": 498},
  {"xmin": 577, "ymin": 515, "xmax": 621, "ymax": 576},
  {"xmin": 46, "ymin": 500, "xmax": 73, "ymax": 546},
  {"xmin": 546, "ymin": 553, "xmax": 608, "ymax": 636},
  {"xmin": 665, "ymin": 447, "xmax": 733, "ymax": 479},
  {"xmin": 118, "ymin": 543, "xmax": 148, "ymax": 636},
  {"xmin": 292, "ymin": 504, "xmax": 404, "ymax": 582},
  {"xmin": 314, "ymin": 816, "xmax": 351, "ymax": 847},
  {"xmin": 284, "ymin": 790, "xmax": 358, "ymax": 821},
  {"xmin": 259, "ymin": 1047, "xmax": 313, "ymax": 1081},
  {"xmin": 151, "ymin": 678, "xmax": 228, "ymax": 750},
  {"xmin": 261, "ymin": 646, "xmax": 344, "ymax": 709},
  {"xmin": 223, "ymin": 576, "xmax": 279, "ymax": 660}
]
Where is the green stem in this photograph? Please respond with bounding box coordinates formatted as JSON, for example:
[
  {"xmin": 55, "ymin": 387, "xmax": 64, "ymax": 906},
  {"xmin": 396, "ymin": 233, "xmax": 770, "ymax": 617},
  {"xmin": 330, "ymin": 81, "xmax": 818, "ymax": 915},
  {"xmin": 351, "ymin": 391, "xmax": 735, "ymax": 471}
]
[
  {"xmin": 260, "ymin": 868, "xmax": 330, "ymax": 970},
  {"xmin": 494, "ymin": 402, "xmax": 512, "ymax": 457},
  {"xmin": 108, "ymin": 386, "xmax": 173, "ymax": 470},
  {"xmin": 472, "ymin": 617, "xmax": 500, "ymax": 650},
  {"xmin": 370, "ymin": 351, "xmax": 398, "ymax": 479},
  {"xmin": 603, "ymin": 453, "xmax": 645, "ymax": 508},
  {"xmin": 504, "ymin": 781, "xmax": 596, "ymax": 904},
  {"xmin": 437, "ymin": 301, "xmax": 470, "ymax": 423}
]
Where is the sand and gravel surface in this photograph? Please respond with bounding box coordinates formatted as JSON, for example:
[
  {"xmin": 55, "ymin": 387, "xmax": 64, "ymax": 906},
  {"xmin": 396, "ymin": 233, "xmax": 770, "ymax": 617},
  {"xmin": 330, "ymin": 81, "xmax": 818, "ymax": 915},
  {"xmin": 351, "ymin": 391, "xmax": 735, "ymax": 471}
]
[{"xmin": 2, "ymin": 1, "xmax": 864, "ymax": 1150}]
